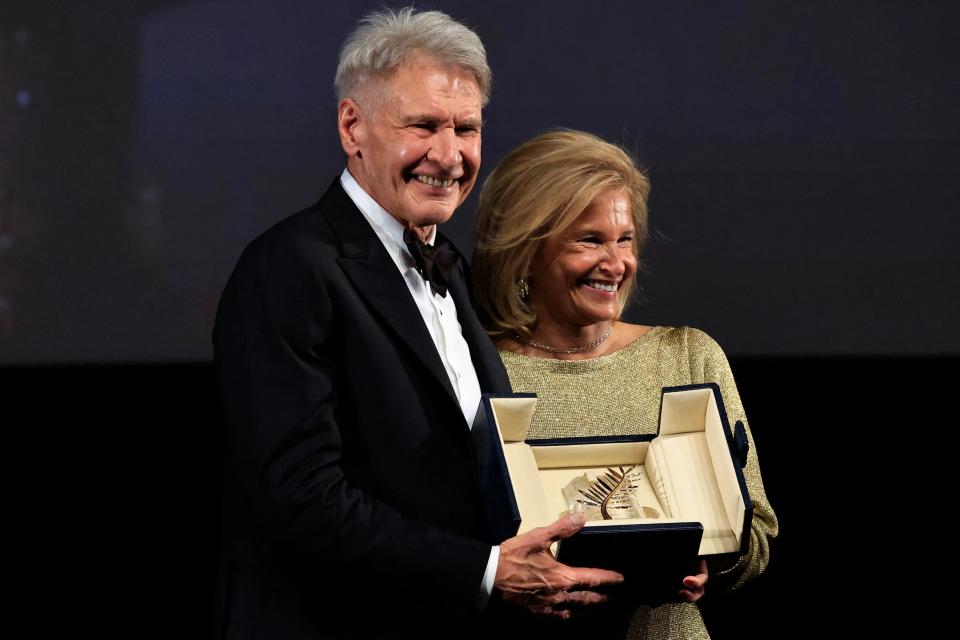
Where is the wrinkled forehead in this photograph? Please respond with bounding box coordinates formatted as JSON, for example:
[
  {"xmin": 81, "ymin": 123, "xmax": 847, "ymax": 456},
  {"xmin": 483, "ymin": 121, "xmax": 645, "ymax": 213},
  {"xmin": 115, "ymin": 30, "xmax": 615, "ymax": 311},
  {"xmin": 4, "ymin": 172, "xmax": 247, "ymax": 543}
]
[{"xmin": 361, "ymin": 54, "xmax": 481, "ymax": 111}]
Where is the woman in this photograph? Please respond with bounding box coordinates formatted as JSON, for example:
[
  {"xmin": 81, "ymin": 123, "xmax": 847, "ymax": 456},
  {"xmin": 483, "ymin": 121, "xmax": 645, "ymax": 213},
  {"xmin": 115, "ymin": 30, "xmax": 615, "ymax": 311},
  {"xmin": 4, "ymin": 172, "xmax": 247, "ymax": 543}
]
[{"xmin": 473, "ymin": 130, "xmax": 778, "ymax": 639}]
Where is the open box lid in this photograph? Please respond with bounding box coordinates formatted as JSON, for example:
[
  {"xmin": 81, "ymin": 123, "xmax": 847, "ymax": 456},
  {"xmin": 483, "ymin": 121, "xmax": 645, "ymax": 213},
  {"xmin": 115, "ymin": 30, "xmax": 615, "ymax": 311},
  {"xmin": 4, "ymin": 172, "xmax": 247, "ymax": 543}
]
[{"xmin": 658, "ymin": 383, "xmax": 754, "ymax": 555}]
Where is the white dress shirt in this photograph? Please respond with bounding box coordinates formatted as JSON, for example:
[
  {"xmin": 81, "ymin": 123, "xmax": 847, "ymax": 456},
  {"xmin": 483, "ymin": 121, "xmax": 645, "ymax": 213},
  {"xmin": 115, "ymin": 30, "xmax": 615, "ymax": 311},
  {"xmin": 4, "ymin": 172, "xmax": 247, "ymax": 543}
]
[{"xmin": 340, "ymin": 169, "xmax": 499, "ymax": 607}]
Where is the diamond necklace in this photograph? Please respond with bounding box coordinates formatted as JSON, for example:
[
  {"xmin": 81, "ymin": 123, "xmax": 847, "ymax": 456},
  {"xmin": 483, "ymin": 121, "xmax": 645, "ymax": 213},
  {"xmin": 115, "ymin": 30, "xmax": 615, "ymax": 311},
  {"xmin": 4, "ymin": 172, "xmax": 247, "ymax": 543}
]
[{"xmin": 523, "ymin": 324, "xmax": 614, "ymax": 355}]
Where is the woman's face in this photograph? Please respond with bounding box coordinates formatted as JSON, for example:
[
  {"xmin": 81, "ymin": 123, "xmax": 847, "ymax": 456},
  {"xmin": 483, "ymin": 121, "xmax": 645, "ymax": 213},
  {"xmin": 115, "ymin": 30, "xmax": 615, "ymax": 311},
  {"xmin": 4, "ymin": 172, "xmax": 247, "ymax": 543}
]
[{"xmin": 528, "ymin": 189, "xmax": 637, "ymax": 330}]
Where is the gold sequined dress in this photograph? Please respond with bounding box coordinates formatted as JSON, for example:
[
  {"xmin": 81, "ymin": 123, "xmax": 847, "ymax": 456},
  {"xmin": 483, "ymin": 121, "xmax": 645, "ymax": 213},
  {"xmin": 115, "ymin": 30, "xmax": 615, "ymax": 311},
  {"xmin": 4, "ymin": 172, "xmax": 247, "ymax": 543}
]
[{"xmin": 499, "ymin": 326, "xmax": 778, "ymax": 640}]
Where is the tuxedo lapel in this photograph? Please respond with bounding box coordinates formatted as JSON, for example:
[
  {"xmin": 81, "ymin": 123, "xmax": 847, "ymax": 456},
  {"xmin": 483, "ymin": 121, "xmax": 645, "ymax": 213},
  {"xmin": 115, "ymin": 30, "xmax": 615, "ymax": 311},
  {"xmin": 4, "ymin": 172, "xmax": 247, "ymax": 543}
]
[
  {"xmin": 321, "ymin": 183, "xmax": 459, "ymax": 406},
  {"xmin": 445, "ymin": 248, "xmax": 512, "ymax": 395}
]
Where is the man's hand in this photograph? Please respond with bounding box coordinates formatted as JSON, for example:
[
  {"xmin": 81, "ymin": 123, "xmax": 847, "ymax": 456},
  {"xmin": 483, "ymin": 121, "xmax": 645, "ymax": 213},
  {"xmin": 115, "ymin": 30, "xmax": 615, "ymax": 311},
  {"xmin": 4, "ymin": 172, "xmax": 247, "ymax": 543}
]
[
  {"xmin": 495, "ymin": 513, "xmax": 624, "ymax": 619},
  {"xmin": 678, "ymin": 559, "xmax": 708, "ymax": 602}
]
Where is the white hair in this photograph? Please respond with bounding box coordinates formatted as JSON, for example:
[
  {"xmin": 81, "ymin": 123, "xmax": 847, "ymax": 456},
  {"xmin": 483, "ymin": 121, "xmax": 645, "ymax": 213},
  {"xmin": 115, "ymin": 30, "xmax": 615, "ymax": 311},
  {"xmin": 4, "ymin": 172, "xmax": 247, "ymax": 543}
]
[{"xmin": 335, "ymin": 7, "xmax": 491, "ymax": 106}]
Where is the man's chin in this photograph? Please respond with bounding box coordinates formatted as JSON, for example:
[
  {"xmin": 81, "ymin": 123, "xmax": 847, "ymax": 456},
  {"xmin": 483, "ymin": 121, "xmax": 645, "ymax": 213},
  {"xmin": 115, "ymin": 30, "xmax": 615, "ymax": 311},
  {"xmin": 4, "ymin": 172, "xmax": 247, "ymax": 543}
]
[{"xmin": 405, "ymin": 206, "xmax": 458, "ymax": 227}]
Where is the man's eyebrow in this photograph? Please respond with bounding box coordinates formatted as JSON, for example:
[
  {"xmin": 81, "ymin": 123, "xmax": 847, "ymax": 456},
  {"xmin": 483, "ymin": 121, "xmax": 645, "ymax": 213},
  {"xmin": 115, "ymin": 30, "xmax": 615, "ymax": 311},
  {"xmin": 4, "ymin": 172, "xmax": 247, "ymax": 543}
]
[
  {"xmin": 402, "ymin": 113, "xmax": 442, "ymax": 124},
  {"xmin": 401, "ymin": 114, "xmax": 483, "ymax": 129},
  {"xmin": 457, "ymin": 117, "xmax": 483, "ymax": 129}
]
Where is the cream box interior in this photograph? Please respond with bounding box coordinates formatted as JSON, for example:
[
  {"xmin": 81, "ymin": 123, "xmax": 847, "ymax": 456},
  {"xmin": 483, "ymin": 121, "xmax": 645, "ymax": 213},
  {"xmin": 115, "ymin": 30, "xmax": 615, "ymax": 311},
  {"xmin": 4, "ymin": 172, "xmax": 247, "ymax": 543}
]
[{"xmin": 482, "ymin": 384, "xmax": 751, "ymax": 557}]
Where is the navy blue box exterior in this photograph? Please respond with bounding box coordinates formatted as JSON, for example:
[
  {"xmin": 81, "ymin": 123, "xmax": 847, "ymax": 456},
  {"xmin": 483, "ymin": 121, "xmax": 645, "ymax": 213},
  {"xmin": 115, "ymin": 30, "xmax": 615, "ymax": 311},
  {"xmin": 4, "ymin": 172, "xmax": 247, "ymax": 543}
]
[
  {"xmin": 558, "ymin": 522, "xmax": 703, "ymax": 605},
  {"xmin": 471, "ymin": 392, "xmax": 528, "ymax": 543}
]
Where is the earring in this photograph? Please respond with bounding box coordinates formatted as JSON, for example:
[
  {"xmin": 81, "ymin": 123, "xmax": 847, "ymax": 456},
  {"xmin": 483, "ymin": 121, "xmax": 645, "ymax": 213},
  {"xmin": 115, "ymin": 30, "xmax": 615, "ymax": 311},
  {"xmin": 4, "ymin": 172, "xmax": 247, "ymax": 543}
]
[{"xmin": 516, "ymin": 277, "xmax": 530, "ymax": 300}]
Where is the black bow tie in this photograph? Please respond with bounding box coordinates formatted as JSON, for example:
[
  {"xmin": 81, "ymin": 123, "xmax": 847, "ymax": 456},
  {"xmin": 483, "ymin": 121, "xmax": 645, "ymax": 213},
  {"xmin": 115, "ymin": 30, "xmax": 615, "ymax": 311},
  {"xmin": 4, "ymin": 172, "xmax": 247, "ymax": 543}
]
[{"xmin": 403, "ymin": 229, "xmax": 457, "ymax": 298}]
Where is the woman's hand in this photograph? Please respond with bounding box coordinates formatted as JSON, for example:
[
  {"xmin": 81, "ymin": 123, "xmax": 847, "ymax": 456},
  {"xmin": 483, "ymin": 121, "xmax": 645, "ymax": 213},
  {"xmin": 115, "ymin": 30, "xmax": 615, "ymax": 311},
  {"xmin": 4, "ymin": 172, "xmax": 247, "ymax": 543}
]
[{"xmin": 678, "ymin": 559, "xmax": 708, "ymax": 602}]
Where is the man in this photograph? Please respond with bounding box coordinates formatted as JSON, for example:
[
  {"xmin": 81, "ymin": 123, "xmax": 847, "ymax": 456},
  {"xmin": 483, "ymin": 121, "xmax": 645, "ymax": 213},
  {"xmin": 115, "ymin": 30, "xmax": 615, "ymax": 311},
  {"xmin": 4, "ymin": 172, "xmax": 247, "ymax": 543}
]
[{"xmin": 213, "ymin": 8, "xmax": 621, "ymax": 638}]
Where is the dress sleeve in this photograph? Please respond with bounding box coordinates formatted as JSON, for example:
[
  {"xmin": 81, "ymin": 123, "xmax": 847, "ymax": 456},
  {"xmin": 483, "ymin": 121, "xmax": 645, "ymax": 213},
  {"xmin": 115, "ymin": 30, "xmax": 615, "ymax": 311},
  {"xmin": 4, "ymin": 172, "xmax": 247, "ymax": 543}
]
[{"xmin": 687, "ymin": 328, "xmax": 779, "ymax": 591}]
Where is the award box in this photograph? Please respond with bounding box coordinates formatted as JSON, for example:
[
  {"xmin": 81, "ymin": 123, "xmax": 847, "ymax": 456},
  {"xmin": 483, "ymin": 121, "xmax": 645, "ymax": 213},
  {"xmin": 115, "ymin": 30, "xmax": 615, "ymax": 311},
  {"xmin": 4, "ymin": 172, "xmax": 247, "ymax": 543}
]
[{"xmin": 473, "ymin": 383, "xmax": 753, "ymax": 603}]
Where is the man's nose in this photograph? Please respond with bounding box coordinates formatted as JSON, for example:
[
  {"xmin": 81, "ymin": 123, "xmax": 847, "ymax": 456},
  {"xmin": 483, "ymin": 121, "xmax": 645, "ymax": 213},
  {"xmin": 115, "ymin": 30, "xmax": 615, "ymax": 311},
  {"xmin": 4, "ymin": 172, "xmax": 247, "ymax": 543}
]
[{"xmin": 427, "ymin": 128, "xmax": 462, "ymax": 170}]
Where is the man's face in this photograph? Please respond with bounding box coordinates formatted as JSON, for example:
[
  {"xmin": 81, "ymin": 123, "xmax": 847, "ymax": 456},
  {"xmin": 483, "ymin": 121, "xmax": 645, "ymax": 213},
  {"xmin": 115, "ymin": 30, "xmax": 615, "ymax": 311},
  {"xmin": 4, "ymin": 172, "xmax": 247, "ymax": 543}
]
[{"xmin": 341, "ymin": 54, "xmax": 483, "ymax": 230}]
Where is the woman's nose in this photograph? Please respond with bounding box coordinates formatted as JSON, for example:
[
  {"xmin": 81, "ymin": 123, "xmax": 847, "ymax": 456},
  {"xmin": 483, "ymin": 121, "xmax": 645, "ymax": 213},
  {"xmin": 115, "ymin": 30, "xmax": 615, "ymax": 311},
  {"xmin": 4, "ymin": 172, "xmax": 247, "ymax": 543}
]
[{"xmin": 599, "ymin": 244, "xmax": 626, "ymax": 276}]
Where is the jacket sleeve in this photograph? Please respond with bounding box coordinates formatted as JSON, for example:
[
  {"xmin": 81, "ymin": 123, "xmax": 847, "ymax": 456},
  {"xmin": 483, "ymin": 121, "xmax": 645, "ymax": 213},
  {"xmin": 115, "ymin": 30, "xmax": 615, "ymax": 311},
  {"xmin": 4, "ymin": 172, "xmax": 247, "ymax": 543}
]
[{"xmin": 213, "ymin": 232, "xmax": 490, "ymax": 605}]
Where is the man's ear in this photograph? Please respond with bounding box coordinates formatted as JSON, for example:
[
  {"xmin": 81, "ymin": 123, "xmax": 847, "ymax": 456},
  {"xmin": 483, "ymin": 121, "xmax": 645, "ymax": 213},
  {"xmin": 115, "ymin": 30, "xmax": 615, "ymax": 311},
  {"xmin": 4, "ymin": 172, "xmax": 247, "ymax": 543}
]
[{"xmin": 338, "ymin": 98, "xmax": 364, "ymax": 158}]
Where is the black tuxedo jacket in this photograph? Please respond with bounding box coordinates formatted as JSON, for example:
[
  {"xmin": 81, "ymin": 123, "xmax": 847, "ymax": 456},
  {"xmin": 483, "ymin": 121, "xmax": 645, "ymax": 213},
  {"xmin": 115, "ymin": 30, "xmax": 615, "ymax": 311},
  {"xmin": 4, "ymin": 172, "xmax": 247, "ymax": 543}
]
[{"xmin": 213, "ymin": 180, "xmax": 512, "ymax": 639}]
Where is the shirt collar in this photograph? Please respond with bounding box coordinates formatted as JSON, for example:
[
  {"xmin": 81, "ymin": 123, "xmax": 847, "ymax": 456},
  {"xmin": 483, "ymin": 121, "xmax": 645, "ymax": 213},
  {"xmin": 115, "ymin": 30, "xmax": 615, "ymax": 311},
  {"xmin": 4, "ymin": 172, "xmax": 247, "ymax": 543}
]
[{"xmin": 340, "ymin": 169, "xmax": 435, "ymax": 274}]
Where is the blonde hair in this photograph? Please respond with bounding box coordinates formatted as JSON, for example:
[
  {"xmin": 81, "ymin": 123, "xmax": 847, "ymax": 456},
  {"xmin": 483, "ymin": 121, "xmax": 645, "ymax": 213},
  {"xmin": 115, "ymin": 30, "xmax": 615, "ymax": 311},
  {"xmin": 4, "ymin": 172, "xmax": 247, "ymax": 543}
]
[{"xmin": 472, "ymin": 129, "xmax": 650, "ymax": 338}]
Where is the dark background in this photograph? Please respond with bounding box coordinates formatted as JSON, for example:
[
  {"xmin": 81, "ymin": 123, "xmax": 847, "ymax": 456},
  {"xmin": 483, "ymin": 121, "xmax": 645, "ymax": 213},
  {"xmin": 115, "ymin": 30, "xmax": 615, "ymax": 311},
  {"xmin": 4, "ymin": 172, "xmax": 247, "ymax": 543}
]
[
  {"xmin": 2, "ymin": 1, "xmax": 954, "ymax": 636},
  {"xmin": 2, "ymin": 0, "xmax": 958, "ymax": 361}
]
